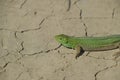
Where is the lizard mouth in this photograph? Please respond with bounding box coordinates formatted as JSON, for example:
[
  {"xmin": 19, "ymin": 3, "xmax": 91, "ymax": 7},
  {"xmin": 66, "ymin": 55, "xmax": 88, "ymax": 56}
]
[
  {"xmin": 54, "ymin": 35, "xmax": 61, "ymax": 43},
  {"xmin": 54, "ymin": 35, "xmax": 63, "ymax": 43},
  {"xmin": 55, "ymin": 35, "xmax": 58, "ymax": 40}
]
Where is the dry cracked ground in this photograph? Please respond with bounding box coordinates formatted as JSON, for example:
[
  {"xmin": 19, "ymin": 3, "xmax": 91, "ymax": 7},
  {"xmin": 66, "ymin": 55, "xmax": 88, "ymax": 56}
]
[{"xmin": 0, "ymin": 0, "xmax": 120, "ymax": 80}]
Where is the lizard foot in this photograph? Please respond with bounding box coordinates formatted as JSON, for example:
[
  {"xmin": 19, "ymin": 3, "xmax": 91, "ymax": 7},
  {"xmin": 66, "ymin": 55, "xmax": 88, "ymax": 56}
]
[{"xmin": 113, "ymin": 51, "xmax": 120, "ymax": 60}]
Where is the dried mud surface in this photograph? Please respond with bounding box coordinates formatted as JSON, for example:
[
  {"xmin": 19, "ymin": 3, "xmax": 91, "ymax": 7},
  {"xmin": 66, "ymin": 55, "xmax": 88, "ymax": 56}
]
[{"xmin": 0, "ymin": 0, "xmax": 120, "ymax": 80}]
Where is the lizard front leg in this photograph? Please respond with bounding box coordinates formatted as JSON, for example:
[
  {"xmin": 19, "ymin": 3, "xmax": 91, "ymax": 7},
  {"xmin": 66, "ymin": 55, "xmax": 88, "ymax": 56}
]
[{"xmin": 75, "ymin": 45, "xmax": 84, "ymax": 59}]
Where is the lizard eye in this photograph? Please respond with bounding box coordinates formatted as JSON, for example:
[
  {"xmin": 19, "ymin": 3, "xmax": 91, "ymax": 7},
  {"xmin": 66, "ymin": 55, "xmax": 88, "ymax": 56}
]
[
  {"xmin": 59, "ymin": 37, "xmax": 62, "ymax": 40},
  {"xmin": 63, "ymin": 38, "xmax": 68, "ymax": 43}
]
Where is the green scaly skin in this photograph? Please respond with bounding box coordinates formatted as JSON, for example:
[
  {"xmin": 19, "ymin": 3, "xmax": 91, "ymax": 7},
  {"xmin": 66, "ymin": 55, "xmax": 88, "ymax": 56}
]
[{"xmin": 55, "ymin": 34, "xmax": 120, "ymax": 59}]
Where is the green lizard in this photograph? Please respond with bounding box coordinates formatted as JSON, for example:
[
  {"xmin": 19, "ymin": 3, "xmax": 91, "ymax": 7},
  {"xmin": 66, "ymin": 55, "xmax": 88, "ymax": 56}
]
[{"xmin": 55, "ymin": 34, "xmax": 120, "ymax": 59}]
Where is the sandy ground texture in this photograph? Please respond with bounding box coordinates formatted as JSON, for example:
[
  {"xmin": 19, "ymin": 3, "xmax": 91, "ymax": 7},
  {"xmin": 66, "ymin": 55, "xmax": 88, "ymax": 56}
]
[{"xmin": 0, "ymin": 0, "xmax": 120, "ymax": 80}]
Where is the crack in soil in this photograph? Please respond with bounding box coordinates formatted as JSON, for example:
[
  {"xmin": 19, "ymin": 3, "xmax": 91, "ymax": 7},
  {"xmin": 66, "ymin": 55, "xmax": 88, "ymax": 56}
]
[
  {"xmin": 73, "ymin": 0, "xmax": 80, "ymax": 5},
  {"xmin": 2, "ymin": 62, "xmax": 10, "ymax": 69},
  {"xmin": 94, "ymin": 60, "xmax": 118, "ymax": 80},
  {"xmin": 79, "ymin": 9, "xmax": 82, "ymax": 19},
  {"xmin": 0, "ymin": 18, "xmax": 45, "ymax": 33},
  {"xmin": 20, "ymin": 18, "xmax": 45, "ymax": 33},
  {"xmin": 16, "ymin": 72, "xmax": 23, "ymax": 80},
  {"xmin": 112, "ymin": 8, "xmax": 115, "ymax": 19},
  {"xmin": 19, "ymin": 0, "xmax": 27, "ymax": 9},
  {"xmin": 83, "ymin": 22, "xmax": 88, "ymax": 37},
  {"xmin": 86, "ymin": 55, "xmax": 114, "ymax": 61},
  {"xmin": 18, "ymin": 41, "xmax": 24, "ymax": 54},
  {"xmin": 66, "ymin": 0, "xmax": 71, "ymax": 11},
  {"xmin": 15, "ymin": 44, "xmax": 62, "ymax": 62},
  {"xmin": 24, "ymin": 44, "xmax": 62, "ymax": 56},
  {"xmin": 76, "ymin": 8, "xmax": 88, "ymax": 37}
]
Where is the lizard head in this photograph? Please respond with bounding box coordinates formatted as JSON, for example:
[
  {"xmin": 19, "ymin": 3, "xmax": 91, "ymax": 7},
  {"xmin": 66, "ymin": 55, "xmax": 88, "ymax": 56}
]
[{"xmin": 55, "ymin": 34, "xmax": 69, "ymax": 45}]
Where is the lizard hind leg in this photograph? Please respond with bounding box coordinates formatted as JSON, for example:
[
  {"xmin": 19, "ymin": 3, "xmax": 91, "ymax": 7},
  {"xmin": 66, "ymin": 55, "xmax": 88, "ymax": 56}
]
[
  {"xmin": 112, "ymin": 44, "xmax": 120, "ymax": 60},
  {"xmin": 75, "ymin": 45, "xmax": 84, "ymax": 59}
]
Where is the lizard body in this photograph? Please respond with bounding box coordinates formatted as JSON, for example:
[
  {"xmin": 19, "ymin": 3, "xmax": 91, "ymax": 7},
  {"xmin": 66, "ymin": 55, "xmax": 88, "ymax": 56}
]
[{"xmin": 55, "ymin": 34, "xmax": 120, "ymax": 59}]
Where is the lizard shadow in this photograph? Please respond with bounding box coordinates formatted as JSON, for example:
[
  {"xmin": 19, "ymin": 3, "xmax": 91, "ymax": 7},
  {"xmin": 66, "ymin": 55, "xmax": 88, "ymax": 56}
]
[{"xmin": 75, "ymin": 48, "xmax": 85, "ymax": 58}]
